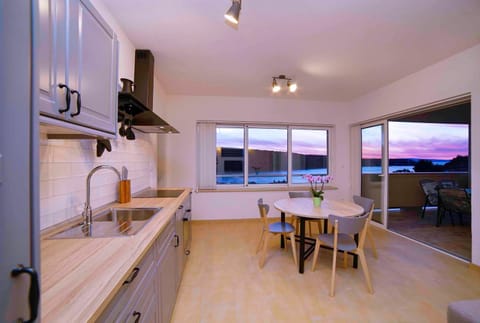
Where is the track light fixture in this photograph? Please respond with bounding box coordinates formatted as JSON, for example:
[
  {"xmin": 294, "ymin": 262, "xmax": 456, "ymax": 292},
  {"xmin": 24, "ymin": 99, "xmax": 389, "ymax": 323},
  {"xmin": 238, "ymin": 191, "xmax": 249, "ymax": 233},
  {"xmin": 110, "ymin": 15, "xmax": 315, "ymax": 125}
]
[
  {"xmin": 225, "ymin": 0, "xmax": 241, "ymax": 25},
  {"xmin": 271, "ymin": 75, "xmax": 297, "ymax": 93}
]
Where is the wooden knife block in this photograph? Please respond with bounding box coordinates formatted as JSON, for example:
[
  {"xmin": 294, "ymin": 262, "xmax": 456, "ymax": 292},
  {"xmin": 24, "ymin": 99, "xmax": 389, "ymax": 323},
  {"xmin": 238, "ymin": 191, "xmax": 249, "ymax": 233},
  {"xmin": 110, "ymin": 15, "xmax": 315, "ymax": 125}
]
[{"xmin": 119, "ymin": 180, "xmax": 131, "ymax": 203}]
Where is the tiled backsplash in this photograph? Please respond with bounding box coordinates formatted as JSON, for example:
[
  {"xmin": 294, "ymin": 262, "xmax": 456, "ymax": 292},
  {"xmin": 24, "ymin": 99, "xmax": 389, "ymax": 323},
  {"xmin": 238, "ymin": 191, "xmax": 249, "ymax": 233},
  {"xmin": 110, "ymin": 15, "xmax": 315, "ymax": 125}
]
[{"xmin": 39, "ymin": 129, "xmax": 157, "ymax": 230}]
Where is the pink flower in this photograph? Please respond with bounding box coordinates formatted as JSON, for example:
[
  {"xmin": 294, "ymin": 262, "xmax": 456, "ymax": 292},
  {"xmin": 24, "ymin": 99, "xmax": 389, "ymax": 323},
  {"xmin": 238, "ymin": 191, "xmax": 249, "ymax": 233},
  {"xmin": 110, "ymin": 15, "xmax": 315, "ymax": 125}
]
[{"xmin": 302, "ymin": 174, "xmax": 332, "ymax": 199}]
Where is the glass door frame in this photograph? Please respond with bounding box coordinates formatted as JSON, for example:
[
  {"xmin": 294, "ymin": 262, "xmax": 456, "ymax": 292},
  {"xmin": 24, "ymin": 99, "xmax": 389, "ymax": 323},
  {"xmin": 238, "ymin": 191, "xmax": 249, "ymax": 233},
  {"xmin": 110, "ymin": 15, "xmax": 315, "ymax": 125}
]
[{"xmin": 360, "ymin": 120, "xmax": 389, "ymax": 228}]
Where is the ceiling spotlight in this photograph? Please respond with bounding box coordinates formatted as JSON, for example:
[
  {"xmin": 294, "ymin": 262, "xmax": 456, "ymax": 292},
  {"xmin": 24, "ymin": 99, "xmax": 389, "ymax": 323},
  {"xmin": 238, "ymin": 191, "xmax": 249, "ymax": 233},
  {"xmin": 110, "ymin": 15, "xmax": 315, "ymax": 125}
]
[
  {"xmin": 271, "ymin": 75, "xmax": 297, "ymax": 93},
  {"xmin": 287, "ymin": 80, "xmax": 297, "ymax": 93},
  {"xmin": 272, "ymin": 78, "xmax": 281, "ymax": 93},
  {"xmin": 224, "ymin": 0, "xmax": 241, "ymax": 25}
]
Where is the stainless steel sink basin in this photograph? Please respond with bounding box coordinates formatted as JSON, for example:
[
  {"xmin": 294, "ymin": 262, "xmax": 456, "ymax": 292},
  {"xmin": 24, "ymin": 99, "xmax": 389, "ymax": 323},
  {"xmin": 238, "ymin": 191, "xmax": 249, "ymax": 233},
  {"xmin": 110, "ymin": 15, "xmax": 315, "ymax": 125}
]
[
  {"xmin": 48, "ymin": 207, "xmax": 162, "ymax": 239},
  {"xmin": 95, "ymin": 207, "xmax": 159, "ymax": 222}
]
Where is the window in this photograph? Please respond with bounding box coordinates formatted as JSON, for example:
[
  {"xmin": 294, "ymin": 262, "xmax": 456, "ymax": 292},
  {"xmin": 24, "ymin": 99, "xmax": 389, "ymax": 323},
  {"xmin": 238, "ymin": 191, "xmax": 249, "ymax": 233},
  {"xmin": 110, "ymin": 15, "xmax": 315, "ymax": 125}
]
[
  {"xmin": 216, "ymin": 126, "xmax": 244, "ymax": 184},
  {"xmin": 292, "ymin": 128, "xmax": 328, "ymax": 183},
  {"xmin": 248, "ymin": 127, "xmax": 288, "ymax": 184},
  {"xmin": 198, "ymin": 122, "xmax": 331, "ymax": 189}
]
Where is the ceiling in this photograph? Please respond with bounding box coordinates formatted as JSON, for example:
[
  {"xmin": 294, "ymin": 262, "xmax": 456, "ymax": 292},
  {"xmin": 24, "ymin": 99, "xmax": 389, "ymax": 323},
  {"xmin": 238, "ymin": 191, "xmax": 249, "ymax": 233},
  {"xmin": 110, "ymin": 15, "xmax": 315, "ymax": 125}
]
[{"xmin": 100, "ymin": 0, "xmax": 480, "ymax": 101}]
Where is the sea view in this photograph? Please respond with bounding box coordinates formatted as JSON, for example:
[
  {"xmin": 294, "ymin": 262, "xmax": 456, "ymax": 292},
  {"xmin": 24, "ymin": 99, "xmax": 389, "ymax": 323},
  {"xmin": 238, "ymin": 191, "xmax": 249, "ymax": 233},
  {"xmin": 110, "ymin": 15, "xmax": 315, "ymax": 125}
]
[{"xmin": 216, "ymin": 161, "xmax": 455, "ymax": 185}]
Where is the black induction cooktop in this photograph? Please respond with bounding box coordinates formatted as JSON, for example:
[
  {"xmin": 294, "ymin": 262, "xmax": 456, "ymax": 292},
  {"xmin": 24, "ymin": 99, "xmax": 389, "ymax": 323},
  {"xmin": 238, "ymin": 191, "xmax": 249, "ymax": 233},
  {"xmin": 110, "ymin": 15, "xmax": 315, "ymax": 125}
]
[{"xmin": 133, "ymin": 189, "xmax": 184, "ymax": 198}]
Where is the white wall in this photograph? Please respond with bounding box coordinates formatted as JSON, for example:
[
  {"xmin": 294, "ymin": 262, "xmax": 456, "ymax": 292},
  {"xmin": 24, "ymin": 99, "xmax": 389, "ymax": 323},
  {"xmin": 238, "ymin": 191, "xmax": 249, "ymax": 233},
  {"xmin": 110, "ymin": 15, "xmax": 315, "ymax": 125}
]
[
  {"xmin": 349, "ymin": 43, "xmax": 480, "ymax": 265},
  {"xmin": 162, "ymin": 96, "xmax": 350, "ymax": 220},
  {"xmin": 39, "ymin": 0, "xmax": 167, "ymax": 229}
]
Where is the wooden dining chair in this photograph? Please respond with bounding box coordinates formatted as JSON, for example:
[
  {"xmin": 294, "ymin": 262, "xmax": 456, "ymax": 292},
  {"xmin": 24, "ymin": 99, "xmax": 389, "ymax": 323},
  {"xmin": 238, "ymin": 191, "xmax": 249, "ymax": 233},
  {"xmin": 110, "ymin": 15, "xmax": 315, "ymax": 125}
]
[
  {"xmin": 353, "ymin": 195, "xmax": 377, "ymax": 259},
  {"xmin": 256, "ymin": 198, "xmax": 298, "ymax": 268},
  {"xmin": 288, "ymin": 191, "xmax": 323, "ymax": 236},
  {"xmin": 311, "ymin": 213, "xmax": 374, "ymax": 297}
]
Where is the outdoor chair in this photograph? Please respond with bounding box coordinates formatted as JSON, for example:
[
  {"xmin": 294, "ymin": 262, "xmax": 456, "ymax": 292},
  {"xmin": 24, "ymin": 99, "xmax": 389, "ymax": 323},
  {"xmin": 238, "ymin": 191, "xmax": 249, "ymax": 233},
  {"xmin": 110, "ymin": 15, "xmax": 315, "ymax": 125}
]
[
  {"xmin": 437, "ymin": 188, "xmax": 471, "ymax": 226},
  {"xmin": 311, "ymin": 212, "xmax": 373, "ymax": 297},
  {"xmin": 256, "ymin": 198, "xmax": 298, "ymax": 268},
  {"xmin": 419, "ymin": 179, "xmax": 439, "ymax": 218}
]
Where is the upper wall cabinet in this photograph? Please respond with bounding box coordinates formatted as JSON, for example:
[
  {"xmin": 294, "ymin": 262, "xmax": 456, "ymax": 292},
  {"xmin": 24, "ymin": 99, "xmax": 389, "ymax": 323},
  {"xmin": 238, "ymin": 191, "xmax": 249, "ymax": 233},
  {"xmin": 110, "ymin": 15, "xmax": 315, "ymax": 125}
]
[{"xmin": 39, "ymin": 0, "xmax": 118, "ymax": 138}]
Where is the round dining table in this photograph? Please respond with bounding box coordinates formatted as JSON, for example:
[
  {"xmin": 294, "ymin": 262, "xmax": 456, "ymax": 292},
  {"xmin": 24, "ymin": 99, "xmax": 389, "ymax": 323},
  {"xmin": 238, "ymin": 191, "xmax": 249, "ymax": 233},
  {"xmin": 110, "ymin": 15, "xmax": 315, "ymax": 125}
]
[{"xmin": 274, "ymin": 197, "xmax": 364, "ymax": 273}]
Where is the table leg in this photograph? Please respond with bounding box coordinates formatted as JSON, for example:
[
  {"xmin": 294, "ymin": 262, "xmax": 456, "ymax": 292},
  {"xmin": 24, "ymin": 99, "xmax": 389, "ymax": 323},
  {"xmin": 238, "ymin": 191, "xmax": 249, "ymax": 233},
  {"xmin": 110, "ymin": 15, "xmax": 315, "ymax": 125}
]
[
  {"xmin": 280, "ymin": 211, "xmax": 285, "ymax": 249},
  {"xmin": 353, "ymin": 233, "xmax": 358, "ymax": 268},
  {"xmin": 299, "ymin": 217, "xmax": 305, "ymax": 274}
]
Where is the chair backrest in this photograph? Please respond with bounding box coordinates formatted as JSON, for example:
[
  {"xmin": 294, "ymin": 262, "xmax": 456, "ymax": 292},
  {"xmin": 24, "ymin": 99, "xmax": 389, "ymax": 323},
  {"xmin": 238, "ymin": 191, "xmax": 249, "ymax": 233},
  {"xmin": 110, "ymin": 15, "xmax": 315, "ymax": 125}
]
[
  {"xmin": 329, "ymin": 213, "xmax": 369, "ymax": 248},
  {"xmin": 419, "ymin": 180, "xmax": 439, "ymax": 205},
  {"xmin": 353, "ymin": 195, "xmax": 374, "ymax": 216},
  {"xmin": 438, "ymin": 179, "xmax": 457, "ymax": 189},
  {"xmin": 438, "ymin": 188, "xmax": 470, "ymax": 213},
  {"xmin": 289, "ymin": 191, "xmax": 312, "ymax": 198},
  {"xmin": 329, "ymin": 213, "xmax": 368, "ymax": 235},
  {"xmin": 257, "ymin": 198, "xmax": 270, "ymax": 226}
]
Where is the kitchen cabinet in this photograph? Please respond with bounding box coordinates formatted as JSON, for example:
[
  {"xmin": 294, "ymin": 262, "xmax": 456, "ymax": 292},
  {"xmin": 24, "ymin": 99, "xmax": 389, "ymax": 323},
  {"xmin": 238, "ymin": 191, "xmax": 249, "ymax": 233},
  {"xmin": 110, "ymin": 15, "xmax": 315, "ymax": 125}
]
[
  {"xmin": 38, "ymin": 0, "xmax": 118, "ymax": 137},
  {"xmin": 156, "ymin": 219, "xmax": 178, "ymax": 323},
  {"xmin": 99, "ymin": 196, "xmax": 189, "ymax": 323},
  {"xmin": 97, "ymin": 242, "xmax": 156, "ymax": 322},
  {"xmin": 175, "ymin": 193, "xmax": 191, "ymax": 287}
]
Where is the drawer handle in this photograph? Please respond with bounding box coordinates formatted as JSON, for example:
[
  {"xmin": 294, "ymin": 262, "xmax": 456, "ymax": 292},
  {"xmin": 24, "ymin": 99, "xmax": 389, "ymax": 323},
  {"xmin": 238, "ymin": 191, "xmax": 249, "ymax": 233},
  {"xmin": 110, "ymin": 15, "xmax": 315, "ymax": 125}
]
[
  {"xmin": 70, "ymin": 89, "xmax": 81, "ymax": 117},
  {"xmin": 58, "ymin": 83, "xmax": 71, "ymax": 113},
  {"xmin": 174, "ymin": 234, "xmax": 180, "ymax": 248},
  {"xmin": 123, "ymin": 267, "xmax": 140, "ymax": 285},
  {"xmin": 133, "ymin": 311, "xmax": 141, "ymax": 323}
]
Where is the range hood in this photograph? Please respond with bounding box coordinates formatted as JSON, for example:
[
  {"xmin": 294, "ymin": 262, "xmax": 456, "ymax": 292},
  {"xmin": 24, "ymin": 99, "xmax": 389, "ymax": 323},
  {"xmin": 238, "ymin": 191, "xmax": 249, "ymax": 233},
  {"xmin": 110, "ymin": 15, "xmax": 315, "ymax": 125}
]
[{"xmin": 118, "ymin": 50, "xmax": 179, "ymax": 134}]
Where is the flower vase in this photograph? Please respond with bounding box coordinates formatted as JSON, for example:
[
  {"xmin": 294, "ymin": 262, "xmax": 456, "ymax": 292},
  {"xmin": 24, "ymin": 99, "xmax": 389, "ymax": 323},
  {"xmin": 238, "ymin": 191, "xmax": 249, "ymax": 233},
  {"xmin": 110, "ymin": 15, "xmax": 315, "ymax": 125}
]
[{"xmin": 313, "ymin": 197, "xmax": 322, "ymax": 207}]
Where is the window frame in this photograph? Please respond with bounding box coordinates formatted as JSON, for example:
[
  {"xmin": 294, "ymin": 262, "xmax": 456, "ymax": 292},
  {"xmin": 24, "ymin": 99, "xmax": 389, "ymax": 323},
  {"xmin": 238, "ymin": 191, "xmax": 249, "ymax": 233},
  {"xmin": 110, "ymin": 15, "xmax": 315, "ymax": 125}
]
[{"xmin": 201, "ymin": 122, "xmax": 333, "ymax": 190}]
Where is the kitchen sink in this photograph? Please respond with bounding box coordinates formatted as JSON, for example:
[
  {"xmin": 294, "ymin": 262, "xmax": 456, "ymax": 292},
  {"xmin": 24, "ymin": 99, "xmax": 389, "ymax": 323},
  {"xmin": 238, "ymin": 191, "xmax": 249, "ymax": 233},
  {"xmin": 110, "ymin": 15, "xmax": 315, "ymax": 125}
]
[{"xmin": 48, "ymin": 207, "xmax": 162, "ymax": 239}]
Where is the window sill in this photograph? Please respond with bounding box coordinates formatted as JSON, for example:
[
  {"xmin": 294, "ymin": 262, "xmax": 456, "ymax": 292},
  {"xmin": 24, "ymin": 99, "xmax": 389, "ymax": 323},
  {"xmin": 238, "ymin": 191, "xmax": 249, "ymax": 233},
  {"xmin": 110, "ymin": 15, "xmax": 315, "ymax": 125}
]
[{"xmin": 197, "ymin": 185, "xmax": 338, "ymax": 193}]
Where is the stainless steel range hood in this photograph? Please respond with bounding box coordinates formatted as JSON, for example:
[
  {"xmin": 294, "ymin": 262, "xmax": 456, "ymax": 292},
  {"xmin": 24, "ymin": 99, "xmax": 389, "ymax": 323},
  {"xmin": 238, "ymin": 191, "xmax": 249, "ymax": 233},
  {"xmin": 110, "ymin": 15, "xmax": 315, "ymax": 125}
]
[{"xmin": 118, "ymin": 50, "xmax": 179, "ymax": 134}]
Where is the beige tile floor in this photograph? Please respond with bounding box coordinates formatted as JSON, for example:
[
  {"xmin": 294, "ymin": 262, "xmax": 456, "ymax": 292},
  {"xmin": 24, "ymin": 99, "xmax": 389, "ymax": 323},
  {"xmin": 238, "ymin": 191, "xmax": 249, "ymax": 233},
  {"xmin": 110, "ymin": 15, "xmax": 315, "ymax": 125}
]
[{"xmin": 171, "ymin": 219, "xmax": 480, "ymax": 323}]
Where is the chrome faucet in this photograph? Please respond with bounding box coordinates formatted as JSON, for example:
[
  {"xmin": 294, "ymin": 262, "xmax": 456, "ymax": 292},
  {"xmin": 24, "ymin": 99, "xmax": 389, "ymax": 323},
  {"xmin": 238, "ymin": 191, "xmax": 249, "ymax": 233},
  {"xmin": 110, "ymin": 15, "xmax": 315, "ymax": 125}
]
[{"xmin": 82, "ymin": 165, "xmax": 122, "ymax": 232}]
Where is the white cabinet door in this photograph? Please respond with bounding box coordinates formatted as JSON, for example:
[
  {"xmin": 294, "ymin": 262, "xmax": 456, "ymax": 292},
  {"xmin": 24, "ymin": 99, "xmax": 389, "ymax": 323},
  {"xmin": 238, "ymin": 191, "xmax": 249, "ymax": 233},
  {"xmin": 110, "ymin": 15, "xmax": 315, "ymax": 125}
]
[
  {"xmin": 38, "ymin": 0, "xmax": 118, "ymax": 137},
  {"xmin": 158, "ymin": 232, "xmax": 177, "ymax": 323},
  {"xmin": 68, "ymin": 0, "xmax": 118, "ymax": 134},
  {"xmin": 38, "ymin": 0, "xmax": 69, "ymax": 117}
]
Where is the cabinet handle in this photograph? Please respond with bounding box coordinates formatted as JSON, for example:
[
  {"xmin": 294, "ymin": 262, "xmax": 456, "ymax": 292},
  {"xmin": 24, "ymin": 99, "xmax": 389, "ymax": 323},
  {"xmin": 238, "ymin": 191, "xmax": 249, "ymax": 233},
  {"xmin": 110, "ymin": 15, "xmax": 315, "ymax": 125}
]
[
  {"xmin": 58, "ymin": 83, "xmax": 71, "ymax": 113},
  {"xmin": 122, "ymin": 267, "xmax": 140, "ymax": 285},
  {"xmin": 133, "ymin": 311, "xmax": 141, "ymax": 323},
  {"xmin": 174, "ymin": 234, "xmax": 180, "ymax": 248},
  {"xmin": 11, "ymin": 265, "xmax": 39, "ymax": 323},
  {"xmin": 70, "ymin": 89, "xmax": 81, "ymax": 117}
]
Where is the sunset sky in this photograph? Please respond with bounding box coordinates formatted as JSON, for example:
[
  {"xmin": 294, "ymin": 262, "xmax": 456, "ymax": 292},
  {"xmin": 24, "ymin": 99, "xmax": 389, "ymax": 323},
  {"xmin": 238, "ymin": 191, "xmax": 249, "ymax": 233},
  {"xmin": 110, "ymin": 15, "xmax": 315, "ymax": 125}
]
[
  {"xmin": 362, "ymin": 122, "xmax": 469, "ymax": 160},
  {"xmin": 216, "ymin": 127, "xmax": 328, "ymax": 155},
  {"xmin": 217, "ymin": 122, "xmax": 469, "ymax": 161}
]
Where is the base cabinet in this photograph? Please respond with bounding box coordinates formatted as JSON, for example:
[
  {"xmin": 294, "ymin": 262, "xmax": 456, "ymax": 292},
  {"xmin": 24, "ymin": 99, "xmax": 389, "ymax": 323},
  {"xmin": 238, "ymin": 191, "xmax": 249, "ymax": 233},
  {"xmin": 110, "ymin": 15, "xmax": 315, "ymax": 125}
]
[
  {"xmin": 98, "ymin": 194, "xmax": 190, "ymax": 322},
  {"xmin": 97, "ymin": 245, "xmax": 156, "ymax": 322},
  {"xmin": 156, "ymin": 224, "xmax": 177, "ymax": 323}
]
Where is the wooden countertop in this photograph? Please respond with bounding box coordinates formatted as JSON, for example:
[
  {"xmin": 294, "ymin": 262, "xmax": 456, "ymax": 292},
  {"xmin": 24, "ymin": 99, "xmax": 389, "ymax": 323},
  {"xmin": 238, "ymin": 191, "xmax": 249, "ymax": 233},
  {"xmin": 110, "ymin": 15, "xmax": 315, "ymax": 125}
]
[{"xmin": 40, "ymin": 188, "xmax": 191, "ymax": 322}]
